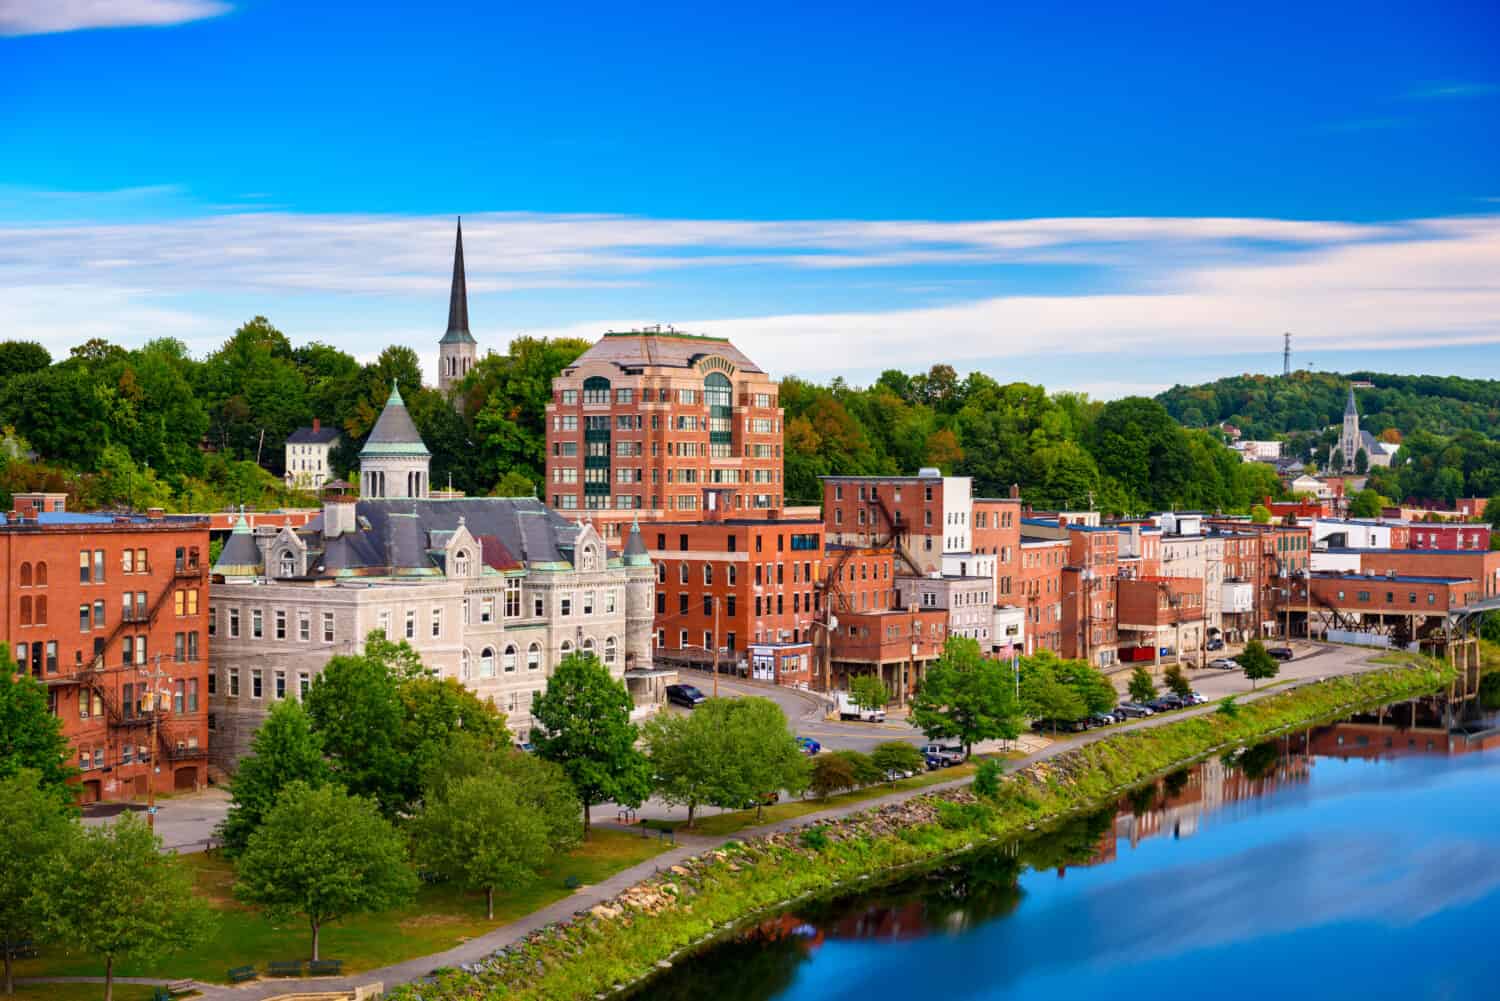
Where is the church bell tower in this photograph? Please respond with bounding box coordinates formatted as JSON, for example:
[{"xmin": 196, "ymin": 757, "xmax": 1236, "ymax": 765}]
[{"xmin": 437, "ymin": 217, "xmax": 477, "ymax": 395}]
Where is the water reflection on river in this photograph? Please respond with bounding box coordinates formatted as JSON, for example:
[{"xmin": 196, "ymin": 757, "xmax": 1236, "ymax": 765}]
[{"xmin": 639, "ymin": 694, "xmax": 1500, "ymax": 1001}]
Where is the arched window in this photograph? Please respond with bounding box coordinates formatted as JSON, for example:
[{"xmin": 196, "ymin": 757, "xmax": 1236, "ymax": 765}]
[
  {"xmin": 279, "ymin": 551, "xmax": 295, "ymax": 577},
  {"xmin": 560, "ymin": 640, "xmax": 573, "ymax": 657},
  {"xmin": 527, "ymin": 643, "xmax": 541, "ymax": 671},
  {"xmin": 480, "ymin": 647, "xmax": 495, "ymax": 677},
  {"xmin": 34, "ymin": 562, "xmax": 46, "ymax": 586},
  {"xmin": 604, "ymin": 636, "xmax": 617, "ymax": 665},
  {"xmin": 19, "ymin": 596, "xmax": 31, "ymax": 625},
  {"xmin": 503, "ymin": 644, "xmax": 517, "ymax": 673},
  {"xmin": 579, "ymin": 545, "xmax": 596, "ymax": 572},
  {"xmin": 704, "ymin": 371, "xmax": 732, "ymax": 408},
  {"xmin": 460, "ymin": 649, "xmax": 471, "ymax": 680},
  {"xmin": 19, "ymin": 563, "xmax": 31, "ymax": 587},
  {"xmin": 583, "ymin": 375, "xmax": 611, "ymax": 405},
  {"xmin": 454, "ymin": 550, "xmax": 471, "ymax": 577},
  {"xmin": 35, "ymin": 596, "xmax": 46, "ymax": 625},
  {"xmin": 582, "ymin": 637, "xmax": 595, "ymax": 658}
]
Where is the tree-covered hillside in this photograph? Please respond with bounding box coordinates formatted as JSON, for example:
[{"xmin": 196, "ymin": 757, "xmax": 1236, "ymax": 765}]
[{"xmin": 1157, "ymin": 370, "xmax": 1500, "ymax": 441}]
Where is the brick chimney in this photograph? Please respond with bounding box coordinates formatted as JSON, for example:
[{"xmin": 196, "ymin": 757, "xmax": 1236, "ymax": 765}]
[{"xmin": 313, "ymin": 417, "xmax": 321, "ymax": 433}]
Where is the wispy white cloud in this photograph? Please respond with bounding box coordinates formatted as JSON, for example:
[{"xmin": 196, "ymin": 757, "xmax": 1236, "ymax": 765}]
[
  {"xmin": 0, "ymin": 0, "xmax": 229, "ymax": 37},
  {"xmin": 1404, "ymin": 81, "xmax": 1498, "ymax": 100},
  {"xmin": 0, "ymin": 197, "xmax": 1497, "ymax": 392}
]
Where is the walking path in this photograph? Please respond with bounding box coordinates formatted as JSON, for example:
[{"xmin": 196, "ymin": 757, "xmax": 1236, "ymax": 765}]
[{"xmin": 22, "ymin": 642, "xmax": 1393, "ymax": 1001}]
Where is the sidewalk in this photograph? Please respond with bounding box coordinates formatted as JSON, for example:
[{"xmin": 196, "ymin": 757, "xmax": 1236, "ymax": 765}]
[{"xmin": 31, "ymin": 643, "xmax": 1388, "ymax": 1001}]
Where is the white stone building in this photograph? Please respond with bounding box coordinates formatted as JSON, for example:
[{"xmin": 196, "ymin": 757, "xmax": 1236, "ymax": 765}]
[{"xmin": 208, "ymin": 391, "xmax": 666, "ymax": 770}]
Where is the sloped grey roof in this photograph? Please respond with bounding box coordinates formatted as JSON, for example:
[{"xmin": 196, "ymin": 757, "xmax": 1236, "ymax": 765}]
[
  {"xmin": 622, "ymin": 516, "xmax": 651, "ymax": 567},
  {"xmin": 214, "ymin": 515, "xmax": 263, "ymax": 577},
  {"xmin": 567, "ymin": 331, "xmax": 765, "ymax": 374},
  {"xmin": 1344, "ymin": 385, "xmax": 1358, "ymax": 418},
  {"xmin": 287, "ymin": 425, "xmax": 341, "ymax": 445},
  {"xmin": 360, "ymin": 385, "xmax": 430, "ymax": 457},
  {"xmin": 303, "ymin": 497, "xmax": 590, "ymax": 577}
]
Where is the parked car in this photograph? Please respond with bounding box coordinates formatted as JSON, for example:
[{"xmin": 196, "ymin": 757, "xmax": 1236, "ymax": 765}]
[
  {"xmin": 836, "ymin": 692, "xmax": 887, "ymax": 723},
  {"xmin": 1108, "ymin": 708, "xmax": 1131, "ymax": 723},
  {"xmin": 666, "ymin": 684, "xmax": 707, "ymax": 708},
  {"xmin": 739, "ymin": 790, "xmax": 780, "ymax": 809},
  {"xmin": 796, "ymin": 736, "xmax": 822, "ymax": 756},
  {"xmin": 1206, "ymin": 637, "xmax": 1225, "ymax": 651},
  {"xmin": 1268, "ymin": 646, "xmax": 1295, "ymax": 661},
  {"xmin": 922, "ymin": 742, "xmax": 965, "ymax": 767},
  {"xmin": 1148, "ymin": 696, "xmax": 1184, "ymax": 713},
  {"xmin": 1087, "ymin": 712, "xmax": 1117, "ymax": 728},
  {"xmin": 1209, "ymin": 657, "xmax": 1239, "ymax": 670},
  {"xmin": 1186, "ymin": 691, "xmax": 1208, "ymax": 705},
  {"xmin": 1116, "ymin": 702, "xmax": 1154, "ymax": 718},
  {"xmin": 514, "ymin": 741, "xmax": 535, "ymax": 754}
]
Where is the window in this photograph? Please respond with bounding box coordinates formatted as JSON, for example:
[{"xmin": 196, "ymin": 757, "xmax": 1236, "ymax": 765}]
[
  {"xmin": 431, "ymin": 607, "xmax": 442, "ymax": 637},
  {"xmin": 208, "ymin": 604, "xmax": 217, "ymax": 636},
  {"xmin": 34, "ymin": 562, "xmax": 45, "ymax": 586},
  {"xmin": 275, "ymin": 609, "xmax": 286, "ymax": 640},
  {"xmin": 251, "ymin": 669, "xmax": 263, "ymax": 699},
  {"xmin": 298, "ymin": 672, "xmax": 310, "ymax": 699},
  {"xmin": 533, "ymin": 595, "xmax": 544, "ymax": 617},
  {"xmin": 94, "ymin": 550, "xmax": 105, "ymax": 583},
  {"xmin": 528, "ymin": 643, "xmax": 541, "ymax": 671},
  {"xmin": 187, "ymin": 631, "xmax": 199, "ymax": 662},
  {"xmin": 229, "ymin": 670, "xmax": 240, "ymax": 697},
  {"xmin": 275, "ymin": 670, "xmax": 286, "ymax": 700},
  {"xmin": 460, "ymin": 649, "xmax": 472, "ymax": 679},
  {"xmin": 93, "ymin": 599, "xmax": 105, "ymax": 628},
  {"xmin": 481, "ymin": 597, "xmax": 495, "ymax": 623},
  {"xmin": 604, "ymin": 636, "xmax": 617, "ymax": 665},
  {"xmin": 405, "ymin": 609, "xmax": 416, "ymax": 639},
  {"xmin": 79, "ymin": 550, "xmax": 90, "ymax": 584},
  {"xmin": 136, "ymin": 548, "xmax": 148, "ymax": 573},
  {"xmin": 480, "ymin": 647, "xmax": 496, "ymax": 677},
  {"xmin": 251, "ymin": 609, "xmax": 263, "ymax": 639},
  {"xmin": 322, "ymin": 611, "xmax": 334, "ymax": 642},
  {"xmin": 298, "ymin": 610, "xmax": 310, "ymax": 641},
  {"xmin": 583, "ymin": 591, "xmax": 594, "ymax": 615},
  {"xmin": 503, "ymin": 645, "xmax": 517, "ymax": 672},
  {"xmin": 605, "ymin": 589, "xmax": 616, "ymax": 614},
  {"xmin": 560, "ymin": 594, "xmax": 572, "ymax": 616}
]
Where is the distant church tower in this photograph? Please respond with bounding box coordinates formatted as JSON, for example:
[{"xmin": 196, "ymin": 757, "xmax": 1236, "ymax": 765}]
[
  {"xmin": 1337, "ymin": 385, "xmax": 1361, "ymax": 472},
  {"xmin": 359, "ymin": 384, "xmax": 432, "ymax": 499},
  {"xmin": 437, "ymin": 218, "xmax": 477, "ymax": 394}
]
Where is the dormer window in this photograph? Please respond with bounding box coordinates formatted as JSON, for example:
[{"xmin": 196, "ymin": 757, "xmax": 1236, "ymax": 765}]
[
  {"xmin": 278, "ymin": 551, "xmax": 295, "ymax": 577},
  {"xmin": 454, "ymin": 550, "xmax": 471, "ymax": 577}
]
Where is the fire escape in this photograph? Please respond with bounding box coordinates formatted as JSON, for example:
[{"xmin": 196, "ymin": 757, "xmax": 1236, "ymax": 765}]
[{"xmin": 67, "ymin": 554, "xmax": 208, "ymax": 764}]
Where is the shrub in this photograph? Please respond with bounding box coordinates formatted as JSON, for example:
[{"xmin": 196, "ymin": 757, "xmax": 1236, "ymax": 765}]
[
  {"xmin": 935, "ymin": 800, "xmax": 991, "ymax": 830},
  {"xmin": 973, "ymin": 759, "xmax": 1003, "ymax": 799},
  {"xmin": 799, "ymin": 826, "xmax": 830, "ymax": 852}
]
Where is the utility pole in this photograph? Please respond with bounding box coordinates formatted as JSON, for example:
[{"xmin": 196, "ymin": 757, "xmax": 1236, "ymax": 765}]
[
  {"xmin": 139, "ymin": 654, "xmax": 172, "ymax": 831},
  {"xmin": 711, "ymin": 598, "xmax": 720, "ymax": 698},
  {"xmin": 1283, "ymin": 332, "xmax": 1292, "ymax": 377}
]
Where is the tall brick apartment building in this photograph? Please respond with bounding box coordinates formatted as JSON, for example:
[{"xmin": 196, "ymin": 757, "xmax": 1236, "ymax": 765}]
[
  {"xmin": 1, "ymin": 494, "xmax": 210, "ymax": 802},
  {"xmin": 545, "ymin": 329, "xmax": 785, "ymax": 535}
]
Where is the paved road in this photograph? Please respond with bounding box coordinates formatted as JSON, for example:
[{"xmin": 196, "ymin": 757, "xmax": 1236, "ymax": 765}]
[
  {"xmin": 27, "ymin": 642, "xmax": 1402, "ymax": 1001},
  {"xmin": 81, "ymin": 786, "xmax": 229, "ymax": 854}
]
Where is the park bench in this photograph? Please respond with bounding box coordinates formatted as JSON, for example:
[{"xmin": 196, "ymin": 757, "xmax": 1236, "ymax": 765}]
[
  {"xmin": 166, "ymin": 980, "xmax": 194, "ymax": 996},
  {"xmin": 269, "ymin": 960, "xmax": 304, "ymax": 977},
  {"xmin": 227, "ymin": 965, "xmax": 256, "ymax": 983},
  {"xmin": 309, "ymin": 959, "xmax": 343, "ymax": 976},
  {"xmin": 2, "ymin": 940, "xmax": 37, "ymax": 960}
]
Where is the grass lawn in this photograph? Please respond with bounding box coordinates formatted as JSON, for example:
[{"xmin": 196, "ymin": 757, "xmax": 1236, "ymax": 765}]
[
  {"xmin": 683, "ymin": 763, "xmax": 978, "ymax": 838},
  {"xmin": 8, "ymin": 986, "xmax": 171, "ymax": 1001},
  {"xmin": 14, "ymin": 829, "xmax": 664, "ymax": 985}
]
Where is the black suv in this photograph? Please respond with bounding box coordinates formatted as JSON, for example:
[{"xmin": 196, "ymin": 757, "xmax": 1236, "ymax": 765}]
[
  {"xmin": 1268, "ymin": 646, "xmax": 1295, "ymax": 661},
  {"xmin": 666, "ymin": 684, "xmax": 707, "ymax": 708}
]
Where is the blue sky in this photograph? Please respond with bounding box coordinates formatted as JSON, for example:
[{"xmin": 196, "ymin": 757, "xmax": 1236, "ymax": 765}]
[{"xmin": 2, "ymin": 0, "xmax": 1498, "ymax": 395}]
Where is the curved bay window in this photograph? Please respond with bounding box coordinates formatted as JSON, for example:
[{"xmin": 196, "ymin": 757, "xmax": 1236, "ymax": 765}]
[{"xmin": 706, "ymin": 372, "xmax": 733, "ymax": 459}]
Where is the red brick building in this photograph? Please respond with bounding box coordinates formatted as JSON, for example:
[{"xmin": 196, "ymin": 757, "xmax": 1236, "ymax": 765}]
[
  {"xmin": 2, "ymin": 496, "xmax": 211, "ymax": 802},
  {"xmin": 1016, "ymin": 534, "xmax": 1067, "ymax": 654},
  {"xmin": 1060, "ymin": 525, "xmax": 1121, "ymax": 668},
  {"xmin": 1348, "ymin": 549, "xmax": 1500, "ymax": 598},
  {"xmin": 973, "ymin": 496, "xmax": 1022, "ymax": 601},
  {"xmin": 645, "ymin": 512, "xmax": 822, "ymax": 685},
  {"xmin": 1117, "ymin": 576, "xmax": 1206, "ymax": 662},
  {"xmin": 1406, "ymin": 523, "xmax": 1491, "ymax": 551},
  {"xmin": 546, "ymin": 330, "xmax": 785, "ymax": 533},
  {"xmin": 826, "ymin": 606, "xmax": 947, "ymax": 700},
  {"xmin": 821, "ymin": 472, "xmax": 973, "ymax": 573}
]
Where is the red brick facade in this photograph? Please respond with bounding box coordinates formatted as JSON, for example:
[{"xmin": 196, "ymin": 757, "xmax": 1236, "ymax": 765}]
[{"xmin": 2, "ymin": 510, "xmax": 211, "ymax": 802}]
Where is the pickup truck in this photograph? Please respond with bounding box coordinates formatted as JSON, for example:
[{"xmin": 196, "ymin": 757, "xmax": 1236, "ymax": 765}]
[
  {"xmin": 836, "ymin": 692, "xmax": 887, "ymax": 723},
  {"xmin": 922, "ymin": 742, "xmax": 965, "ymax": 768}
]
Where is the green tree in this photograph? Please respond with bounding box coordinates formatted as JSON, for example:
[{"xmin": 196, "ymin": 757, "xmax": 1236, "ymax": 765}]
[
  {"xmin": 973, "ymin": 759, "xmax": 1003, "ymax": 799},
  {"xmin": 641, "ymin": 711, "xmax": 714, "ymax": 828},
  {"xmin": 1347, "ymin": 488, "xmax": 1385, "ymax": 518},
  {"xmin": 0, "ymin": 770, "xmax": 75, "ymax": 995},
  {"xmin": 1250, "ymin": 503, "xmax": 1272, "ymax": 524},
  {"xmin": 0, "ymin": 663, "xmax": 76, "ymax": 801},
  {"xmin": 849, "ymin": 674, "xmax": 890, "ymax": 714},
  {"xmin": 1238, "ymin": 639, "xmax": 1280, "ymax": 689},
  {"xmin": 420, "ymin": 735, "xmax": 579, "ymax": 848},
  {"xmin": 1127, "ymin": 665, "xmax": 1157, "ymax": 703},
  {"xmin": 809, "ymin": 753, "xmax": 857, "ymax": 799},
  {"xmin": 831, "ymin": 750, "xmax": 882, "ymax": 788},
  {"xmin": 304, "ymin": 645, "xmax": 407, "ymax": 815},
  {"xmin": 218, "ymin": 700, "xmax": 332, "ymax": 856},
  {"xmin": 1019, "ymin": 658, "xmax": 1086, "ymax": 731},
  {"xmin": 234, "ymin": 782, "xmax": 417, "ymax": 960},
  {"xmin": 1049, "ymin": 655, "xmax": 1118, "ymax": 714},
  {"xmin": 1163, "ymin": 663, "xmax": 1193, "ymax": 699},
  {"xmin": 870, "ymin": 741, "xmax": 925, "ymax": 783},
  {"xmin": 532, "ymin": 652, "xmax": 651, "ymax": 835},
  {"xmin": 1354, "ymin": 448, "xmax": 1369, "ymax": 474},
  {"xmin": 1084, "ymin": 397, "xmax": 1191, "ymax": 510},
  {"xmin": 909, "ymin": 636, "xmax": 1023, "ymax": 757},
  {"xmin": 411, "ymin": 774, "xmax": 549, "ymax": 919},
  {"xmin": 0, "ymin": 342, "xmax": 51, "ymax": 381},
  {"xmin": 39, "ymin": 814, "xmax": 211, "ymax": 1001}
]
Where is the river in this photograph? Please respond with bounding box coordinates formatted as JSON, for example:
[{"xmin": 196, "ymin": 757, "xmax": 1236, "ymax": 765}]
[{"xmin": 637, "ymin": 692, "xmax": 1500, "ymax": 1001}]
